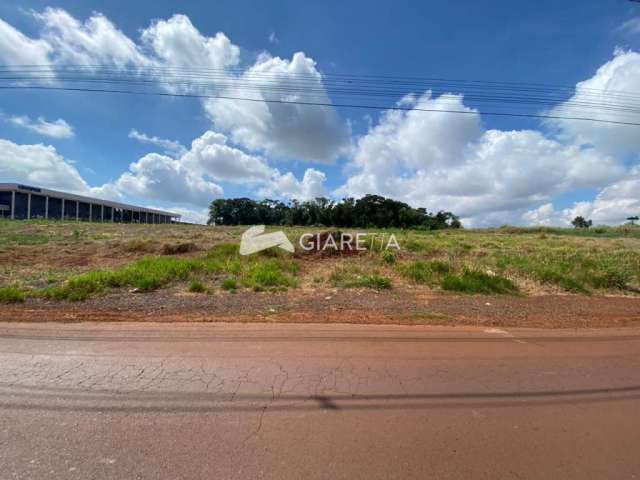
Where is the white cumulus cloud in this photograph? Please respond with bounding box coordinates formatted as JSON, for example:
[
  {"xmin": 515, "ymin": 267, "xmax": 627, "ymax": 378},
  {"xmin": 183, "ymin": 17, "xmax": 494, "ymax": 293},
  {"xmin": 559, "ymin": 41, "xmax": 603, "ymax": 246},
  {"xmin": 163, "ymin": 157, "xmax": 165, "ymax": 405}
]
[
  {"xmin": 524, "ymin": 167, "xmax": 640, "ymax": 226},
  {"xmin": 0, "ymin": 10, "xmax": 348, "ymax": 164},
  {"xmin": 100, "ymin": 130, "xmax": 330, "ymax": 207},
  {"xmin": 140, "ymin": 14, "xmax": 239, "ymax": 70},
  {"xmin": 548, "ymin": 49, "xmax": 640, "ymax": 157},
  {"xmin": 205, "ymin": 52, "xmax": 351, "ymax": 163},
  {"xmin": 0, "ymin": 138, "xmax": 88, "ymax": 192},
  {"xmin": 261, "ymin": 168, "xmax": 327, "ymax": 201},
  {"xmin": 0, "ymin": 18, "xmax": 51, "ymax": 66},
  {"xmin": 32, "ymin": 7, "xmax": 149, "ymax": 68},
  {"xmin": 339, "ymin": 91, "xmax": 625, "ymax": 226},
  {"xmin": 128, "ymin": 129, "xmax": 186, "ymax": 157},
  {"xmin": 4, "ymin": 114, "xmax": 74, "ymax": 139}
]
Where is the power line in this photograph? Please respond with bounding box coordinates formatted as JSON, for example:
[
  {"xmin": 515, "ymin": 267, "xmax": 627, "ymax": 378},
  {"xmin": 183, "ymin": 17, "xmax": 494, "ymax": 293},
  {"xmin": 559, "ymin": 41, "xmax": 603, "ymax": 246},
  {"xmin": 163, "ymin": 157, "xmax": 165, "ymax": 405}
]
[
  {"xmin": 1, "ymin": 64, "xmax": 635, "ymax": 99},
  {"xmin": 2, "ymin": 84, "xmax": 639, "ymax": 127},
  {"xmin": 2, "ymin": 64, "xmax": 640, "ymax": 126}
]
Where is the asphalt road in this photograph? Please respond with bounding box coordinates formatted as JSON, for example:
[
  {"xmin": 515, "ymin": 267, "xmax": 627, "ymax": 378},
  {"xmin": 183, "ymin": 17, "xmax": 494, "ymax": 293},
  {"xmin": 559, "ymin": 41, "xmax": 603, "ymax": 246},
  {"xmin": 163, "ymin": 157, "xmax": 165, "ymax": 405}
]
[{"xmin": 0, "ymin": 322, "xmax": 639, "ymax": 480}]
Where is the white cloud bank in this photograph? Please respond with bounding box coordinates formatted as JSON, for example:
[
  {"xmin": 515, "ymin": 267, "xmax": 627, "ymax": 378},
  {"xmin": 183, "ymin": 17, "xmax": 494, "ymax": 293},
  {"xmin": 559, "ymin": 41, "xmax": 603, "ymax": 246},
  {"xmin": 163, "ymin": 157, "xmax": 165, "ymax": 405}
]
[
  {"xmin": 0, "ymin": 130, "xmax": 329, "ymax": 222},
  {"xmin": 523, "ymin": 167, "xmax": 640, "ymax": 226},
  {"xmin": 338, "ymin": 91, "xmax": 626, "ymax": 226}
]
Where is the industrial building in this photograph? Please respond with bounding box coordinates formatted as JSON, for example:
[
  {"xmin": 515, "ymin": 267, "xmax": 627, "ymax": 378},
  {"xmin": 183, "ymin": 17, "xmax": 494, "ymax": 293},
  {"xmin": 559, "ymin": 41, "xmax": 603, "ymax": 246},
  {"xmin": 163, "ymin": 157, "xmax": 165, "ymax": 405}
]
[{"xmin": 0, "ymin": 183, "xmax": 180, "ymax": 223}]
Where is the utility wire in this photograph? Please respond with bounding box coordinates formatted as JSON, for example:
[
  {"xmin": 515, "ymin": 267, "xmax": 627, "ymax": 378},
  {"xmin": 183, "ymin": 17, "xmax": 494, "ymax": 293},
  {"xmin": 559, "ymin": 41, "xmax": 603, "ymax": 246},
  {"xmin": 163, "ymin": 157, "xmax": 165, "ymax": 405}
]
[
  {"xmin": 2, "ymin": 76, "xmax": 639, "ymax": 119},
  {"xmin": 3, "ymin": 84, "xmax": 639, "ymax": 126},
  {"xmin": 2, "ymin": 64, "xmax": 640, "ymax": 125},
  {"xmin": 1, "ymin": 64, "xmax": 634, "ymax": 98},
  {"xmin": 3, "ymin": 65, "xmax": 639, "ymax": 104}
]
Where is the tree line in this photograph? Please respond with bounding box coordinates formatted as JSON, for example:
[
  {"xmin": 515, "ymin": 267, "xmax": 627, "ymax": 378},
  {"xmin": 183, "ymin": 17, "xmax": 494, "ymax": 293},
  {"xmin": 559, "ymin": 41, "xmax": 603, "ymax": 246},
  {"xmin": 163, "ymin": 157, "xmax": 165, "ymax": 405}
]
[{"xmin": 208, "ymin": 195, "xmax": 462, "ymax": 229}]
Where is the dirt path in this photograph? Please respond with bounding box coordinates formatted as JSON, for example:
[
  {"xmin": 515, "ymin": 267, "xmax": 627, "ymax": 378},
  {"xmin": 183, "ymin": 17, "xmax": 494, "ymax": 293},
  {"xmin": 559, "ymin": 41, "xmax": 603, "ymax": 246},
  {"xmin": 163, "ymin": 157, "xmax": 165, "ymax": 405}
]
[{"xmin": 2, "ymin": 289, "xmax": 640, "ymax": 328}]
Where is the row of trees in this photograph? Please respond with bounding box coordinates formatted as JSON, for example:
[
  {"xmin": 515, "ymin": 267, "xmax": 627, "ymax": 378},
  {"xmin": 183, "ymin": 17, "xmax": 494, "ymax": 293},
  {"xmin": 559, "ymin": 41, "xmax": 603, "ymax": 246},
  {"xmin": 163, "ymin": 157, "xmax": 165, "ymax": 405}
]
[
  {"xmin": 572, "ymin": 215, "xmax": 639, "ymax": 228},
  {"xmin": 208, "ymin": 195, "xmax": 462, "ymax": 229}
]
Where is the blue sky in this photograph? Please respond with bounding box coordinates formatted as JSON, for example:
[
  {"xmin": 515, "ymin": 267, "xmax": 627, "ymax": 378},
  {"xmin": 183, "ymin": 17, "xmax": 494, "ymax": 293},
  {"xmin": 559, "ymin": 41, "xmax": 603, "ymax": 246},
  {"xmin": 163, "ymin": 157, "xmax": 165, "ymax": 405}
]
[{"xmin": 1, "ymin": 0, "xmax": 640, "ymax": 224}]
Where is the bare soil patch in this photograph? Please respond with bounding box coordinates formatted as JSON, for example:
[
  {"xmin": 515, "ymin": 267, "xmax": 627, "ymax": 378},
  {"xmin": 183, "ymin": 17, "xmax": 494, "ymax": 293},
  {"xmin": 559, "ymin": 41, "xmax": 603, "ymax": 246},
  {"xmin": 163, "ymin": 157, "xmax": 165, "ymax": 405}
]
[{"xmin": 2, "ymin": 289, "xmax": 639, "ymax": 328}]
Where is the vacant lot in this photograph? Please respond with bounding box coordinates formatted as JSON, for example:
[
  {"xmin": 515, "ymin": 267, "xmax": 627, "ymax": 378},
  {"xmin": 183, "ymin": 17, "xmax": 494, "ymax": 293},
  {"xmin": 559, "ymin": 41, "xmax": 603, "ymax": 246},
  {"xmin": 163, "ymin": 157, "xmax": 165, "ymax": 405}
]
[{"xmin": 1, "ymin": 220, "xmax": 639, "ymax": 326}]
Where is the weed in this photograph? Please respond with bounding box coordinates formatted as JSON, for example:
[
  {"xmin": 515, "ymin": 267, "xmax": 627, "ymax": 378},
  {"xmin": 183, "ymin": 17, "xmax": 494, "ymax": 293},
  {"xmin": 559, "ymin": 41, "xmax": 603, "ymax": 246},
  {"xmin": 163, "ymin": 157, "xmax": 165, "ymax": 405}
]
[
  {"xmin": 206, "ymin": 243, "xmax": 239, "ymax": 260},
  {"xmin": 161, "ymin": 242, "xmax": 198, "ymax": 255},
  {"xmin": 400, "ymin": 261, "xmax": 433, "ymax": 283},
  {"xmin": 330, "ymin": 267, "xmax": 392, "ymax": 290},
  {"xmin": 0, "ymin": 286, "xmax": 25, "ymax": 303},
  {"xmin": 122, "ymin": 238, "xmax": 156, "ymax": 253},
  {"xmin": 441, "ymin": 269, "xmax": 518, "ymax": 294},
  {"xmin": 399, "ymin": 260, "xmax": 450, "ymax": 284},
  {"xmin": 243, "ymin": 259, "xmax": 297, "ymax": 290},
  {"xmin": 188, "ymin": 280, "xmax": 207, "ymax": 293},
  {"xmin": 221, "ymin": 277, "xmax": 238, "ymax": 291},
  {"xmin": 360, "ymin": 274, "xmax": 392, "ymax": 290},
  {"xmin": 381, "ymin": 250, "xmax": 396, "ymax": 264},
  {"xmin": 0, "ymin": 234, "xmax": 49, "ymax": 245}
]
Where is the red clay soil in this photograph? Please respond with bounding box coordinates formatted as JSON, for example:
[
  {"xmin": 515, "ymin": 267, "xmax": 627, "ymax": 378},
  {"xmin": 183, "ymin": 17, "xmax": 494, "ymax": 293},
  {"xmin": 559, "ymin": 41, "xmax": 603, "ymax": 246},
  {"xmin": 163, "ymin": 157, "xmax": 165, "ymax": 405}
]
[{"xmin": 2, "ymin": 288, "xmax": 640, "ymax": 328}]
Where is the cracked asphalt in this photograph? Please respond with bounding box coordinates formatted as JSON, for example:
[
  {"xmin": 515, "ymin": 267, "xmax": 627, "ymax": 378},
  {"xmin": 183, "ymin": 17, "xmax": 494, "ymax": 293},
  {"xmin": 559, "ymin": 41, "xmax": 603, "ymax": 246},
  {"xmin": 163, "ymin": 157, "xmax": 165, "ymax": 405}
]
[{"xmin": 0, "ymin": 322, "xmax": 639, "ymax": 479}]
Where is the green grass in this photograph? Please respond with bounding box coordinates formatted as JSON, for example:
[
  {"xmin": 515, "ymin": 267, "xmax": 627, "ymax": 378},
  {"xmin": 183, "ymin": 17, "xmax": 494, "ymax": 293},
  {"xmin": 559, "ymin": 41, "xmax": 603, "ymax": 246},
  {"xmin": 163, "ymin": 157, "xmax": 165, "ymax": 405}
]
[
  {"xmin": 493, "ymin": 246, "xmax": 638, "ymax": 293},
  {"xmin": 398, "ymin": 260, "xmax": 450, "ymax": 284},
  {"xmin": 221, "ymin": 277, "xmax": 238, "ymax": 291},
  {"xmin": 188, "ymin": 280, "xmax": 207, "ymax": 293},
  {"xmin": 381, "ymin": 250, "xmax": 396, "ymax": 264},
  {"xmin": 441, "ymin": 269, "xmax": 519, "ymax": 294},
  {"xmin": 242, "ymin": 259, "xmax": 298, "ymax": 291},
  {"xmin": 41, "ymin": 243, "xmax": 300, "ymax": 300},
  {"xmin": 2, "ymin": 221, "xmax": 640, "ymax": 299},
  {"xmin": 330, "ymin": 266, "xmax": 392, "ymax": 290},
  {"xmin": 0, "ymin": 286, "xmax": 26, "ymax": 303}
]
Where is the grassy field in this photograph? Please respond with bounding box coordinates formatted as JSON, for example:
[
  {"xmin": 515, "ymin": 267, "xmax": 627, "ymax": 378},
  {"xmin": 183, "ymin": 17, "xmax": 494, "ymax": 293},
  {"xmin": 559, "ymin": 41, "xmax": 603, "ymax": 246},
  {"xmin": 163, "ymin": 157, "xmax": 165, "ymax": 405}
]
[{"xmin": 1, "ymin": 219, "xmax": 639, "ymax": 303}]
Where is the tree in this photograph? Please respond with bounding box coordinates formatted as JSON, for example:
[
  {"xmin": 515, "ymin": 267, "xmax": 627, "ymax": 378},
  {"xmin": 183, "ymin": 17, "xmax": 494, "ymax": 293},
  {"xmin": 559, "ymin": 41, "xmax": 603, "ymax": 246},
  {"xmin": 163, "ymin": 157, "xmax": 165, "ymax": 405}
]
[
  {"xmin": 207, "ymin": 195, "xmax": 462, "ymax": 230},
  {"xmin": 627, "ymin": 216, "xmax": 639, "ymax": 226},
  {"xmin": 571, "ymin": 216, "xmax": 592, "ymax": 229}
]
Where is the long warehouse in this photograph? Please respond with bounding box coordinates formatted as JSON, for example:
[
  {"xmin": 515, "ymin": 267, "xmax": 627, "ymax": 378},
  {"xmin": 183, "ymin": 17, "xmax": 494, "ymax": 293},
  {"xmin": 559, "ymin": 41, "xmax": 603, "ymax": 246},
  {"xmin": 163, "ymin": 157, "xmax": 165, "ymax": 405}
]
[{"xmin": 0, "ymin": 183, "xmax": 181, "ymax": 223}]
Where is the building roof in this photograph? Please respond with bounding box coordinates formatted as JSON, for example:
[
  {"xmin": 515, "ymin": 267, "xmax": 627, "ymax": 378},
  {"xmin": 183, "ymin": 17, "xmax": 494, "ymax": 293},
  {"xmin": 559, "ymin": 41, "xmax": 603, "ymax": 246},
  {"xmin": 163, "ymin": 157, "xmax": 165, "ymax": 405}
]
[{"xmin": 0, "ymin": 183, "xmax": 180, "ymax": 218}]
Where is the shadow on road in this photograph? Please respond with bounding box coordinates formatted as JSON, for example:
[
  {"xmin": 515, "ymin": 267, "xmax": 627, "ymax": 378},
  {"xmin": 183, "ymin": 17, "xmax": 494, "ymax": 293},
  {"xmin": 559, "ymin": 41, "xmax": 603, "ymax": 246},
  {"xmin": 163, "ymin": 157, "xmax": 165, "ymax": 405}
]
[{"xmin": 1, "ymin": 383, "xmax": 639, "ymax": 413}]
